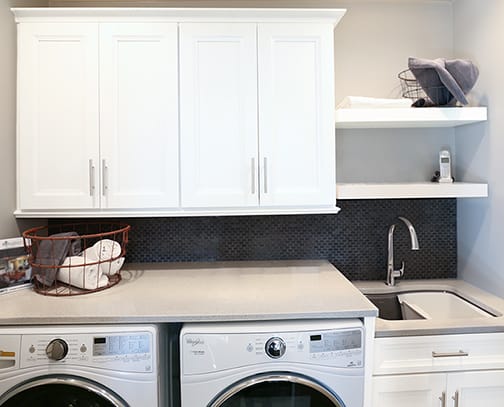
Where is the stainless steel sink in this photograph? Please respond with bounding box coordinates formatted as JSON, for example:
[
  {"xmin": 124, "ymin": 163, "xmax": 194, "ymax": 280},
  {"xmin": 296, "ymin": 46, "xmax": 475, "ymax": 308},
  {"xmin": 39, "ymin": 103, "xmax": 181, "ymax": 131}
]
[{"xmin": 365, "ymin": 290, "xmax": 496, "ymax": 321}]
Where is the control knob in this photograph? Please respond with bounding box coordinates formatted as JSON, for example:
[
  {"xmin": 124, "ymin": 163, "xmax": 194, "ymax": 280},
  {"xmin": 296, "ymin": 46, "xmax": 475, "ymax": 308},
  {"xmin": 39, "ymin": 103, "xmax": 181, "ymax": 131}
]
[
  {"xmin": 46, "ymin": 339, "xmax": 69, "ymax": 361},
  {"xmin": 265, "ymin": 337, "xmax": 286, "ymax": 359}
]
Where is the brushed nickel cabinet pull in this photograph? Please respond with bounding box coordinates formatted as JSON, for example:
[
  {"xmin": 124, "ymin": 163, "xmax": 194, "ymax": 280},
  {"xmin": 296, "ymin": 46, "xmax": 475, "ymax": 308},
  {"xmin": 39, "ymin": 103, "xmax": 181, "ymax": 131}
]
[
  {"xmin": 88, "ymin": 159, "xmax": 95, "ymax": 196},
  {"xmin": 251, "ymin": 157, "xmax": 256, "ymax": 194},
  {"xmin": 263, "ymin": 157, "xmax": 268, "ymax": 194},
  {"xmin": 452, "ymin": 390, "xmax": 459, "ymax": 407},
  {"xmin": 432, "ymin": 351, "xmax": 469, "ymax": 358},
  {"xmin": 439, "ymin": 391, "xmax": 446, "ymax": 407},
  {"xmin": 102, "ymin": 159, "xmax": 108, "ymax": 196}
]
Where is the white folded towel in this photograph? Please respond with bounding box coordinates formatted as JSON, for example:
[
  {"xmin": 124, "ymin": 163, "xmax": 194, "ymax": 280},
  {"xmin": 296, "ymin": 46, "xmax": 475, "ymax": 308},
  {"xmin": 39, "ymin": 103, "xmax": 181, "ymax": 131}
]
[
  {"xmin": 81, "ymin": 239, "xmax": 124, "ymax": 276},
  {"xmin": 57, "ymin": 256, "xmax": 109, "ymax": 290},
  {"xmin": 336, "ymin": 96, "xmax": 413, "ymax": 109}
]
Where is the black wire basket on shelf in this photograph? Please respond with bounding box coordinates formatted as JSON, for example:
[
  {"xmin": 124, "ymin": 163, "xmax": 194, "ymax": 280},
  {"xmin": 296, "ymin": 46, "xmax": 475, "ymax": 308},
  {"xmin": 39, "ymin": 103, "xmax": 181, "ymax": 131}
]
[{"xmin": 398, "ymin": 69, "xmax": 455, "ymax": 107}]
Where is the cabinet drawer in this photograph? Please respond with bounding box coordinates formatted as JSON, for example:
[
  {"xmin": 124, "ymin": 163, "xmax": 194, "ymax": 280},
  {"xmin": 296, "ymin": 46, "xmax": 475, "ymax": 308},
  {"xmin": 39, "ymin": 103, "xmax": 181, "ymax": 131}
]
[{"xmin": 374, "ymin": 333, "xmax": 504, "ymax": 375}]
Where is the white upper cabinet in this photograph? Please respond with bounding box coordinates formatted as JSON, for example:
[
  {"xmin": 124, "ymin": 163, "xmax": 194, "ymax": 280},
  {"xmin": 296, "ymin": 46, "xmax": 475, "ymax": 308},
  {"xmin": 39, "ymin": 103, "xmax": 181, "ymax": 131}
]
[
  {"xmin": 13, "ymin": 8, "xmax": 345, "ymax": 217},
  {"xmin": 181, "ymin": 22, "xmax": 336, "ymax": 209},
  {"xmin": 179, "ymin": 23, "xmax": 258, "ymax": 208},
  {"xmin": 17, "ymin": 23, "xmax": 99, "ymax": 210},
  {"xmin": 100, "ymin": 23, "xmax": 179, "ymax": 209},
  {"xmin": 258, "ymin": 23, "xmax": 335, "ymax": 207}
]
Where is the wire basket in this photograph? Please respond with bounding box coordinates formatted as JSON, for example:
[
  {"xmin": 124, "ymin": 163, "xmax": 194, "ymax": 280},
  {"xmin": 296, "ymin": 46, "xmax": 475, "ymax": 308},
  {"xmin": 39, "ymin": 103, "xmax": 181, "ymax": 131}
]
[
  {"xmin": 398, "ymin": 69, "xmax": 454, "ymax": 107},
  {"xmin": 22, "ymin": 222, "xmax": 130, "ymax": 296}
]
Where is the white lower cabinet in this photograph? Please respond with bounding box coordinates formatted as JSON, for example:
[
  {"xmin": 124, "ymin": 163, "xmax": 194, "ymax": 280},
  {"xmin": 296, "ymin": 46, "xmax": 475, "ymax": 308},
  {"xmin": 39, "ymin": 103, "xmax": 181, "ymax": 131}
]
[
  {"xmin": 373, "ymin": 370, "xmax": 504, "ymax": 407},
  {"xmin": 372, "ymin": 333, "xmax": 504, "ymax": 407},
  {"xmin": 447, "ymin": 370, "xmax": 504, "ymax": 407},
  {"xmin": 373, "ymin": 373, "xmax": 446, "ymax": 407}
]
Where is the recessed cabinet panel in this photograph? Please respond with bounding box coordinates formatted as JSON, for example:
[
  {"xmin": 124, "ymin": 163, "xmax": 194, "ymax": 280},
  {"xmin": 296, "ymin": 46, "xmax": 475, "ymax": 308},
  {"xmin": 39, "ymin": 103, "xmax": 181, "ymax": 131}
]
[
  {"xmin": 100, "ymin": 23, "xmax": 179, "ymax": 209},
  {"xmin": 258, "ymin": 23, "xmax": 335, "ymax": 207},
  {"xmin": 373, "ymin": 374, "xmax": 447, "ymax": 407},
  {"xmin": 447, "ymin": 371, "xmax": 504, "ymax": 406},
  {"xmin": 17, "ymin": 23, "xmax": 99, "ymax": 210},
  {"xmin": 180, "ymin": 23, "xmax": 258, "ymax": 208}
]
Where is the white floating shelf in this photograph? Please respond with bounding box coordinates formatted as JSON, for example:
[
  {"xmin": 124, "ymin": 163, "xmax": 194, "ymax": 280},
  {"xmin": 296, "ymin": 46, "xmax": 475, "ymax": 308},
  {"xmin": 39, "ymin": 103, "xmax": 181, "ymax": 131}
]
[
  {"xmin": 337, "ymin": 182, "xmax": 488, "ymax": 200},
  {"xmin": 334, "ymin": 107, "xmax": 487, "ymax": 129}
]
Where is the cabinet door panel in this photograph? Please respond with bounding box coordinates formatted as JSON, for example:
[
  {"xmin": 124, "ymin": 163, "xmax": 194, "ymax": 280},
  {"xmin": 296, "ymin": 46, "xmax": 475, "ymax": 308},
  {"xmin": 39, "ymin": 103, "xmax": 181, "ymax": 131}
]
[
  {"xmin": 258, "ymin": 23, "xmax": 335, "ymax": 207},
  {"xmin": 18, "ymin": 23, "xmax": 99, "ymax": 210},
  {"xmin": 100, "ymin": 23, "xmax": 179, "ymax": 209},
  {"xmin": 447, "ymin": 370, "xmax": 504, "ymax": 407},
  {"xmin": 180, "ymin": 23, "xmax": 258, "ymax": 208},
  {"xmin": 373, "ymin": 374, "xmax": 446, "ymax": 407}
]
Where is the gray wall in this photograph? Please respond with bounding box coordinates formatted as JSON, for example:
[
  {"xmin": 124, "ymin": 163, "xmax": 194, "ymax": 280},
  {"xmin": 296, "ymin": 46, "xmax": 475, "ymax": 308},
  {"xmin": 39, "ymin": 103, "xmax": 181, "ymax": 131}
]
[
  {"xmin": 454, "ymin": 0, "xmax": 504, "ymax": 296},
  {"xmin": 0, "ymin": 0, "xmax": 47, "ymax": 239},
  {"xmin": 0, "ymin": 1, "xmax": 19, "ymax": 238}
]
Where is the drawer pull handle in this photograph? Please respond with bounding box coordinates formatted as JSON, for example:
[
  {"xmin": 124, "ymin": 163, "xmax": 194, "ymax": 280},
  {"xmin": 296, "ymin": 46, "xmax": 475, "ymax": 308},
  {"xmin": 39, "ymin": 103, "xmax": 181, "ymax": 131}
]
[
  {"xmin": 89, "ymin": 159, "xmax": 95, "ymax": 196},
  {"xmin": 432, "ymin": 350, "xmax": 469, "ymax": 358},
  {"xmin": 439, "ymin": 391, "xmax": 446, "ymax": 407},
  {"xmin": 102, "ymin": 159, "xmax": 108, "ymax": 196},
  {"xmin": 263, "ymin": 157, "xmax": 268, "ymax": 194},
  {"xmin": 251, "ymin": 157, "xmax": 256, "ymax": 195},
  {"xmin": 452, "ymin": 390, "xmax": 459, "ymax": 407}
]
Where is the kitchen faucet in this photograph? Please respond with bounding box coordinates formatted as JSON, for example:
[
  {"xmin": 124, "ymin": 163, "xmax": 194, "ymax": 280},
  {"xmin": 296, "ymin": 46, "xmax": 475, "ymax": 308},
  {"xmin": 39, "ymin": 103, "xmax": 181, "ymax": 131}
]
[{"xmin": 386, "ymin": 216, "xmax": 419, "ymax": 286}]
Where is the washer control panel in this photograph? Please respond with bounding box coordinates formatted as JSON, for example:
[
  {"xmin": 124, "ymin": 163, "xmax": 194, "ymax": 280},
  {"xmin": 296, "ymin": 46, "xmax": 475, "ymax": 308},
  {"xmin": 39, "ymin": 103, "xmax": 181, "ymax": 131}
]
[
  {"xmin": 20, "ymin": 331, "xmax": 153, "ymax": 373},
  {"xmin": 182, "ymin": 320, "xmax": 365, "ymax": 375}
]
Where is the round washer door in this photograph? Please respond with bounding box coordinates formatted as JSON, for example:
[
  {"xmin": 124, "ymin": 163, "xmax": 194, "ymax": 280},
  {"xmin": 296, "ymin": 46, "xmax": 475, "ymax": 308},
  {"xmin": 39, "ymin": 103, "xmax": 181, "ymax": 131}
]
[
  {"xmin": 0, "ymin": 375, "xmax": 128, "ymax": 407},
  {"xmin": 209, "ymin": 372, "xmax": 345, "ymax": 407}
]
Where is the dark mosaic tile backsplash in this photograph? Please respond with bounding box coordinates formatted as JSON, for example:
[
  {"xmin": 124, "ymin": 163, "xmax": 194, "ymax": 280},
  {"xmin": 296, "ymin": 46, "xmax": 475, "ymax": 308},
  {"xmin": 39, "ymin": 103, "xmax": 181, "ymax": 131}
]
[{"xmin": 51, "ymin": 199, "xmax": 456, "ymax": 281}]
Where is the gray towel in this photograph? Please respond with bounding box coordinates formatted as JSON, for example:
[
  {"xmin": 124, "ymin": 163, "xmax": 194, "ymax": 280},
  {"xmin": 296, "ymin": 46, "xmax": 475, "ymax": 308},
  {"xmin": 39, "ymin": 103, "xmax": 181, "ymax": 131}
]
[
  {"xmin": 33, "ymin": 232, "xmax": 81, "ymax": 286},
  {"xmin": 408, "ymin": 57, "xmax": 479, "ymax": 106}
]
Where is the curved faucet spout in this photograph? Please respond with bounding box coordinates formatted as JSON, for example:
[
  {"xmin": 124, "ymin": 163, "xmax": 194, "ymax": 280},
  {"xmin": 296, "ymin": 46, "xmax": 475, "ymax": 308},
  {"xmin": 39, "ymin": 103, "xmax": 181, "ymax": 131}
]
[
  {"xmin": 386, "ymin": 217, "xmax": 420, "ymax": 286},
  {"xmin": 398, "ymin": 216, "xmax": 420, "ymax": 250}
]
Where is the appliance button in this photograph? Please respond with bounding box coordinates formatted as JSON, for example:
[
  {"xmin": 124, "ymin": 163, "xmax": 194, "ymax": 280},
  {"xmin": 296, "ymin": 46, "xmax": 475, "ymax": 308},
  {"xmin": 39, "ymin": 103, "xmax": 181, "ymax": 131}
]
[{"xmin": 80, "ymin": 344, "xmax": 87, "ymax": 353}]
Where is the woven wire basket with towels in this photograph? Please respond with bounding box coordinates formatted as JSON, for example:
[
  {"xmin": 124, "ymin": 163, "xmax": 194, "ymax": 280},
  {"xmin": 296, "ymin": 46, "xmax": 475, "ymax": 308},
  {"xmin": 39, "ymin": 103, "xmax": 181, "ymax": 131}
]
[{"xmin": 22, "ymin": 222, "xmax": 130, "ymax": 296}]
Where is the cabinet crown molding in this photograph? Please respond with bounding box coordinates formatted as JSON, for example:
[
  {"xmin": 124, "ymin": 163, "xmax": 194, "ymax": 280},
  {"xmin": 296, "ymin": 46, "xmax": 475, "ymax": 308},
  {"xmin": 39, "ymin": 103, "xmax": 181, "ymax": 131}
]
[{"xmin": 11, "ymin": 7, "xmax": 346, "ymax": 24}]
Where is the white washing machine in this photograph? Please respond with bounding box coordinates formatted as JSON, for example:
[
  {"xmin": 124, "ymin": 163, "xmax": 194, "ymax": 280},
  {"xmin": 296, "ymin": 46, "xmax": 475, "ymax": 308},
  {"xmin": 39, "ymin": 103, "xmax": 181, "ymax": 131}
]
[
  {"xmin": 0, "ymin": 324, "xmax": 164, "ymax": 407},
  {"xmin": 180, "ymin": 319, "xmax": 365, "ymax": 407}
]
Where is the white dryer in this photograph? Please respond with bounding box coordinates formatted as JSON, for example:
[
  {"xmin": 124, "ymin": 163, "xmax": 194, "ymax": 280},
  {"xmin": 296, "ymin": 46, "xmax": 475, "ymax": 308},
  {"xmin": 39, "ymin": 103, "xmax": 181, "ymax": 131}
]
[
  {"xmin": 0, "ymin": 324, "xmax": 163, "ymax": 407},
  {"xmin": 180, "ymin": 319, "xmax": 365, "ymax": 407}
]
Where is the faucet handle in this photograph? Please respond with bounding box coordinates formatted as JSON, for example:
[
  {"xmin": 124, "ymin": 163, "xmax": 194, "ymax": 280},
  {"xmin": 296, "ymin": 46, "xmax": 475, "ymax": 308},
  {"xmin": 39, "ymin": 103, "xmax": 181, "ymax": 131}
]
[{"xmin": 398, "ymin": 261, "xmax": 405, "ymax": 277}]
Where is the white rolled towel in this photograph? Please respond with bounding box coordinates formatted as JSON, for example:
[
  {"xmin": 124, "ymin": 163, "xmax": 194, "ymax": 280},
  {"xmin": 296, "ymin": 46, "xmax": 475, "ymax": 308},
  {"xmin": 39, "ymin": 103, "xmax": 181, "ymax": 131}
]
[
  {"xmin": 97, "ymin": 256, "xmax": 125, "ymax": 276},
  {"xmin": 81, "ymin": 239, "xmax": 124, "ymax": 276},
  {"xmin": 58, "ymin": 256, "xmax": 109, "ymax": 290},
  {"xmin": 92, "ymin": 239, "xmax": 122, "ymax": 261}
]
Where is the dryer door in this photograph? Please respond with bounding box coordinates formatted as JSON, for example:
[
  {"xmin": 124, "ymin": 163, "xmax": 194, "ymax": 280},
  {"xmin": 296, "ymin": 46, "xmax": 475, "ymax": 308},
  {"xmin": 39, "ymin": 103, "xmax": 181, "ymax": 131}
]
[
  {"xmin": 0, "ymin": 375, "xmax": 128, "ymax": 407},
  {"xmin": 209, "ymin": 372, "xmax": 345, "ymax": 407}
]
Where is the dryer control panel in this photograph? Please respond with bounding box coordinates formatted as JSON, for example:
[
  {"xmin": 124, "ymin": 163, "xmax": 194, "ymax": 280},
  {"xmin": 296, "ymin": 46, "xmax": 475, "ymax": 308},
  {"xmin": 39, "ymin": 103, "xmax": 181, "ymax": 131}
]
[{"xmin": 182, "ymin": 319, "xmax": 364, "ymax": 375}]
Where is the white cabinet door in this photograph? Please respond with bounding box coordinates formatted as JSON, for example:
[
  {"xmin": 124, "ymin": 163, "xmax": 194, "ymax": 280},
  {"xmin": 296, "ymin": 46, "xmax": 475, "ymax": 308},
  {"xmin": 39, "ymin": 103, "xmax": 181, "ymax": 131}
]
[
  {"xmin": 447, "ymin": 370, "xmax": 504, "ymax": 407},
  {"xmin": 258, "ymin": 23, "xmax": 336, "ymax": 207},
  {"xmin": 372, "ymin": 374, "xmax": 447, "ymax": 407},
  {"xmin": 100, "ymin": 23, "xmax": 179, "ymax": 209},
  {"xmin": 17, "ymin": 23, "xmax": 99, "ymax": 210},
  {"xmin": 179, "ymin": 23, "xmax": 258, "ymax": 208}
]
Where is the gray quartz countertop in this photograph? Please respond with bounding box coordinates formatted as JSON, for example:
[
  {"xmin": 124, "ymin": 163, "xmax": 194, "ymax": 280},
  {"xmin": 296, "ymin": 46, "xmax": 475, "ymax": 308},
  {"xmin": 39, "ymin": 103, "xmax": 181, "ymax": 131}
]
[{"xmin": 0, "ymin": 260, "xmax": 377, "ymax": 325}]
